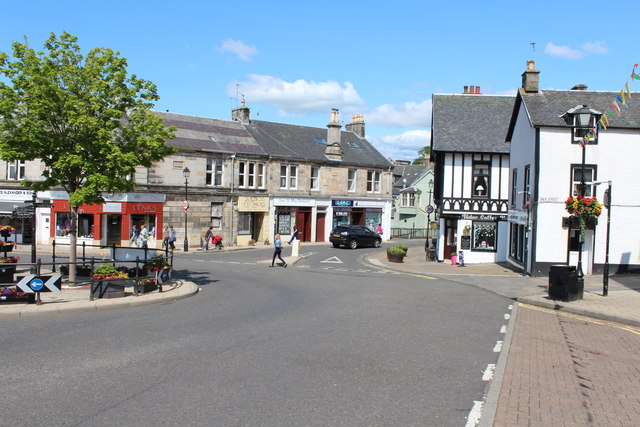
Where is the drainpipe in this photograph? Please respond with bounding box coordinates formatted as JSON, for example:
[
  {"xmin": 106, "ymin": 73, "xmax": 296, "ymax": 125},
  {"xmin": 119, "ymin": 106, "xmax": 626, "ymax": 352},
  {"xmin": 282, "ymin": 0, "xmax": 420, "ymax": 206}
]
[{"xmin": 230, "ymin": 153, "xmax": 236, "ymax": 246}]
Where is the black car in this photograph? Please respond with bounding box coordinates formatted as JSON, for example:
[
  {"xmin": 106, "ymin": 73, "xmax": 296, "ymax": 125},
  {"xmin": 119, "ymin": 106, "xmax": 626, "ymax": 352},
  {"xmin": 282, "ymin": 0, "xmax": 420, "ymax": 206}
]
[{"xmin": 330, "ymin": 225, "xmax": 382, "ymax": 249}]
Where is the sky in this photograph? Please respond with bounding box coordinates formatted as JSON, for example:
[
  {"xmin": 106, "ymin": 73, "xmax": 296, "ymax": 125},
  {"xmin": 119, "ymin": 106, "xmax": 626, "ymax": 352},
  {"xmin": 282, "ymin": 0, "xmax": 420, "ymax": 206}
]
[{"xmin": 1, "ymin": 1, "xmax": 636, "ymax": 161}]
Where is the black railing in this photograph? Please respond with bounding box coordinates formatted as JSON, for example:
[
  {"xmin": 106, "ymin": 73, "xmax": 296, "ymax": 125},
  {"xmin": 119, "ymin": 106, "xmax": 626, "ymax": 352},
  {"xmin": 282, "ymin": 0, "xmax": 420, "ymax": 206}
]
[{"xmin": 391, "ymin": 227, "xmax": 429, "ymax": 239}]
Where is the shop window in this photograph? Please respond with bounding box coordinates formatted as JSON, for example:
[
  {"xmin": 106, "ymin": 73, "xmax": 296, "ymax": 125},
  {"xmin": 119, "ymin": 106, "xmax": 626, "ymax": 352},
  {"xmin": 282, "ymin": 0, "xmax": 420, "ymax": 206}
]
[
  {"xmin": 473, "ymin": 161, "xmax": 490, "ymax": 198},
  {"xmin": 238, "ymin": 212, "xmax": 252, "ymax": 235},
  {"xmin": 367, "ymin": 170, "xmax": 380, "ymax": 193},
  {"xmin": 472, "ymin": 221, "xmax": 497, "ymax": 251},
  {"xmin": 78, "ymin": 214, "xmax": 94, "ymax": 238},
  {"xmin": 56, "ymin": 212, "xmax": 72, "ymax": 236},
  {"xmin": 206, "ymin": 158, "xmax": 223, "ymax": 186},
  {"xmin": 275, "ymin": 211, "xmax": 292, "ymax": 234},
  {"xmin": 522, "ymin": 165, "xmax": 530, "ymax": 209},
  {"xmin": 348, "ymin": 169, "xmax": 356, "ymax": 192},
  {"xmin": 510, "ymin": 169, "xmax": 517, "ymax": 208},
  {"xmin": 509, "ymin": 223, "xmax": 525, "ymax": 261}
]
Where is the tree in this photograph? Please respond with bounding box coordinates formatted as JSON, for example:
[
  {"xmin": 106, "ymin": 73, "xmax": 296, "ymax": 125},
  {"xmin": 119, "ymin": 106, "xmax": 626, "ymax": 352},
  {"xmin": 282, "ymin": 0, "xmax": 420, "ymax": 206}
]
[
  {"xmin": 412, "ymin": 146, "xmax": 430, "ymax": 164},
  {"xmin": 0, "ymin": 32, "xmax": 177, "ymax": 281}
]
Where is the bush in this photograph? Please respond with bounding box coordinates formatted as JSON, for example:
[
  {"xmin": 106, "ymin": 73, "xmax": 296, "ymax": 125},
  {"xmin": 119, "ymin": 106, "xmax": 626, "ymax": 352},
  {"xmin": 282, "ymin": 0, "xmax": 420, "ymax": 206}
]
[{"xmin": 387, "ymin": 244, "xmax": 407, "ymax": 255}]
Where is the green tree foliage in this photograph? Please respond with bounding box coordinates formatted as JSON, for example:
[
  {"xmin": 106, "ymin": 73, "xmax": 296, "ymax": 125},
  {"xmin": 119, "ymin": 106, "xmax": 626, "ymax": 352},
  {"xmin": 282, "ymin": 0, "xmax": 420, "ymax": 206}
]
[
  {"xmin": 0, "ymin": 32, "xmax": 177, "ymax": 280},
  {"xmin": 412, "ymin": 145, "xmax": 430, "ymax": 164}
]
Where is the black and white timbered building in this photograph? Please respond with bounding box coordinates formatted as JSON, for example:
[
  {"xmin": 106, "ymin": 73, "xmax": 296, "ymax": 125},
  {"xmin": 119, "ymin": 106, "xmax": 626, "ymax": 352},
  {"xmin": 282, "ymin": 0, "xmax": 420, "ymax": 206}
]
[{"xmin": 431, "ymin": 87, "xmax": 515, "ymax": 264}]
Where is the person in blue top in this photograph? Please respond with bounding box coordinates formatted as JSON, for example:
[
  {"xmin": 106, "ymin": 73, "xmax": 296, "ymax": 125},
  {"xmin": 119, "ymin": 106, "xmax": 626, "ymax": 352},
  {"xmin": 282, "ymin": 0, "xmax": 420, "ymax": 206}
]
[{"xmin": 270, "ymin": 234, "xmax": 287, "ymax": 267}]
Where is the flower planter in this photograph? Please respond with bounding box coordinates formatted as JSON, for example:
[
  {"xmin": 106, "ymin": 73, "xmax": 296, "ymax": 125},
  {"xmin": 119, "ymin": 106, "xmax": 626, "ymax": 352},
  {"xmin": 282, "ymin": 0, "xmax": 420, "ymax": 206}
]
[
  {"xmin": 136, "ymin": 281, "xmax": 158, "ymax": 294},
  {"xmin": 0, "ymin": 263, "xmax": 17, "ymax": 273},
  {"xmin": 0, "ymin": 270, "xmax": 15, "ymax": 282},
  {"xmin": 0, "ymin": 230, "xmax": 12, "ymax": 238},
  {"xmin": 0, "ymin": 244, "xmax": 14, "ymax": 253},
  {"xmin": 387, "ymin": 251, "xmax": 406, "ymax": 263}
]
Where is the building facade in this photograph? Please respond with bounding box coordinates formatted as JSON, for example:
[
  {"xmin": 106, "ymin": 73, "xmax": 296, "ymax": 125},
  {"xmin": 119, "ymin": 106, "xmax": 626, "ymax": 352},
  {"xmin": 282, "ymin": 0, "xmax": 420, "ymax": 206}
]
[{"xmin": 431, "ymin": 88, "xmax": 515, "ymax": 264}]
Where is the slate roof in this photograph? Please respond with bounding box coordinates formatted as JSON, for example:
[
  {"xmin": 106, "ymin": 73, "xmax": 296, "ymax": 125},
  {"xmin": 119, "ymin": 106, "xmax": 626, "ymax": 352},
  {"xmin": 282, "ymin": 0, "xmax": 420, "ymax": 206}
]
[
  {"xmin": 244, "ymin": 120, "xmax": 392, "ymax": 168},
  {"xmin": 509, "ymin": 89, "xmax": 640, "ymax": 134},
  {"xmin": 431, "ymin": 94, "xmax": 515, "ymax": 153},
  {"xmin": 155, "ymin": 111, "xmax": 266, "ymax": 155},
  {"xmin": 392, "ymin": 164, "xmax": 430, "ymax": 196}
]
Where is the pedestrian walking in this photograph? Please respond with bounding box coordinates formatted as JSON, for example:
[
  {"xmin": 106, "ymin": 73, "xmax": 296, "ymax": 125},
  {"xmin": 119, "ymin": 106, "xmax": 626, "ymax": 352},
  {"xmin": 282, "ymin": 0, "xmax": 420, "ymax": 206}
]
[
  {"xmin": 270, "ymin": 234, "xmax": 287, "ymax": 267},
  {"xmin": 288, "ymin": 225, "xmax": 298, "ymax": 244},
  {"xmin": 169, "ymin": 225, "xmax": 176, "ymax": 250},
  {"xmin": 162, "ymin": 225, "xmax": 170, "ymax": 250},
  {"xmin": 375, "ymin": 224, "xmax": 383, "ymax": 234},
  {"xmin": 203, "ymin": 226, "xmax": 213, "ymax": 250},
  {"xmin": 140, "ymin": 224, "xmax": 149, "ymax": 248},
  {"xmin": 130, "ymin": 225, "xmax": 139, "ymax": 247}
]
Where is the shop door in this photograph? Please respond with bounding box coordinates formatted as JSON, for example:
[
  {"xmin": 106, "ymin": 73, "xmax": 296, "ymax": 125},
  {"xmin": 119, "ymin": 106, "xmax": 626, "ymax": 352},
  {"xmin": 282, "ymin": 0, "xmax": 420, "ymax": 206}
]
[
  {"xmin": 252, "ymin": 213, "xmax": 264, "ymax": 242},
  {"xmin": 105, "ymin": 214, "xmax": 122, "ymax": 246},
  {"xmin": 316, "ymin": 212, "xmax": 326, "ymax": 242},
  {"xmin": 296, "ymin": 210, "xmax": 312, "ymax": 242},
  {"xmin": 444, "ymin": 219, "xmax": 457, "ymax": 259},
  {"xmin": 351, "ymin": 209, "xmax": 364, "ymax": 226}
]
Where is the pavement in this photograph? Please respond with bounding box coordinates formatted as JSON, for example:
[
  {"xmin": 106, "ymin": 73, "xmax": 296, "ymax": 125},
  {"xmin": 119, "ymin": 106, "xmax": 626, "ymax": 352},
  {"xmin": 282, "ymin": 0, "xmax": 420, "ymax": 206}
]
[{"xmin": 2, "ymin": 241, "xmax": 639, "ymax": 426}]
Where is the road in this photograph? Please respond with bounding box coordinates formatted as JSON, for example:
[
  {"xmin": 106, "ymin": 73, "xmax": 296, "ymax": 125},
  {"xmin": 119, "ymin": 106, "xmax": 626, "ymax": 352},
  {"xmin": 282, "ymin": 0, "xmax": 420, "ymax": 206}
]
[{"xmin": 1, "ymin": 243, "xmax": 511, "ymax": 426}]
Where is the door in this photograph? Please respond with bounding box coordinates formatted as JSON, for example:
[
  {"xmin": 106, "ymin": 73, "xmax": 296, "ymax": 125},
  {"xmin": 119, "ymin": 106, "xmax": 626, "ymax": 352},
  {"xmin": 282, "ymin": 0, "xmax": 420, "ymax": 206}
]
[
  {"xmin": 444, "ymin": 219, "xmax": 457, "ymax": 259},
  {"xmin": 104, "ymin": 214, "xmax": 122, "ymax": 246},
  {"xmin": 316, "ymin": 212, "xmax": 326, "ymax": 242},
  {"xmin": 296, "ymin": 209, "xmax": 312, "ymax": 242}
]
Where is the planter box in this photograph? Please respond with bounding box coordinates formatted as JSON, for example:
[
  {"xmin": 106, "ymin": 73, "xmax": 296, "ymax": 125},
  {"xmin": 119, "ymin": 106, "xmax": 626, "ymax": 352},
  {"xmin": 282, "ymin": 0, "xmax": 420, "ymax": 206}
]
[
  {"xmin": 0, "ymin": 230, "xmax": 13, "ymax": 238},
  {"xmin": 136, "ymin": 282, "xmax": 157, "ymax": 294},
  {"xmin": 0, "ymin": 245, "xmax": 14, "ymax": 253},
  {"xmin": 387, "ymin": 252, "xmax": 406, "ymax": 263},
  {"xmin": 0, "ymin": 270, "xmax": 14, "ymax": 282},
  {"xmin": 0, "ymin": 293, "xmax": 35, "ymax": 304},
  {"xmin": 60, "ymin": 265, "xmax": 92, "ymax": 276}
]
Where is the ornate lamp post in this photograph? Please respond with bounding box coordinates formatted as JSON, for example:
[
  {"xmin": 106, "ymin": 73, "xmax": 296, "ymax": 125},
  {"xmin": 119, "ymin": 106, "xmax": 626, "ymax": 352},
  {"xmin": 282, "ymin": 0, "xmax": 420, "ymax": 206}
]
[
  {"xmin": 564, "ymin": 105, "xmax": 601, "ymax": 293},
  {"xmin": 183, "ymin": 167, "xmax": 190, "ymax": 252},
  {"xmin": 425, "ymin": 179, "xmax": 434, "ymax": 260}
]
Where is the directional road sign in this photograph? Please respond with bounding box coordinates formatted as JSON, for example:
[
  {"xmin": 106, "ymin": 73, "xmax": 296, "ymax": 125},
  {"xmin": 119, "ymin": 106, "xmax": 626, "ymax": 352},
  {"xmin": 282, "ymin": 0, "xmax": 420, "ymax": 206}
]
[{"xmin": 16, "ymin": 275, "xmax": 62, "ymax": 293}]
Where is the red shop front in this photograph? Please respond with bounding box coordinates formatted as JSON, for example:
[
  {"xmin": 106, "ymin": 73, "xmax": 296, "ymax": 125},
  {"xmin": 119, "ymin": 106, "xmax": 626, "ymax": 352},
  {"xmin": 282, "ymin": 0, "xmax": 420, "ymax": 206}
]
[{"xmin": 50, "ymin": 193, "xmax": 165, "ymax": 248}]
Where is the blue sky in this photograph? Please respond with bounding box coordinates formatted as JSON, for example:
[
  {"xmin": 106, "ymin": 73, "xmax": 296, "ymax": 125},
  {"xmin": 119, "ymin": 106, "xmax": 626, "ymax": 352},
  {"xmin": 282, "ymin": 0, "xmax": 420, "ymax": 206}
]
[{"xmin": 1, "ymin": 1, "xmax": 635, "ymax": 160}]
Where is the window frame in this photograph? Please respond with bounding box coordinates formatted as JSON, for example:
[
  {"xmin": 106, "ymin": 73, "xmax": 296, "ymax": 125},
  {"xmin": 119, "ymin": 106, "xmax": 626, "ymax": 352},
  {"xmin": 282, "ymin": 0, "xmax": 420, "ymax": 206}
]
[
  {"xmin": 367, "ymin": 170, "xmax": 381, "ymax": 193},
  {"xmin": 279, "ymin": 164, "xmax": 298, "ymax": 190},
  {"xmin": 348, "ymin": 169, "xmax": 357, "ymax": 192},
  {"xmin": 571, "ymin": 164, "xmax": 597, "ymax": 197},
  {"xmin": 471, "ymin": 220, "xmax": 497, "ymax": 252},
  {"xmin": 206, "ymin": 158, "xmax": 224, "ymax": 187},
  {"xmin": 510, "ymin": 168, "xmax": 518, "ymax": 208},
  {"xmin": 238, "ymin": 160, "xmax": 266, "ymax": 189},
  {"xmin": 310, "ymin": 166, "xmax": 320, "ymax": 190},
  {"xmin": 522, "ymin": 165, "xmax": 530, "ymax": 209},
  {"xmin": 472, "ymin": 161, "xmax": 490, "ymax": 199},
  {"xmin": 7, "ymin": 160, "xmax": 25, "ymax": 181}
]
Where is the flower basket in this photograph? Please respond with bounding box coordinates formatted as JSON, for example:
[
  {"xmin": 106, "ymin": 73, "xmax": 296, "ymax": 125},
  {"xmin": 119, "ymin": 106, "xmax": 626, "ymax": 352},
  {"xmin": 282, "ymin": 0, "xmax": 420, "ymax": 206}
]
[
  {"xmin": 145, "ymin": 255, "xmax": 169, "ymax": 271},
  {"xmin": 0, "ymin": 287, "xmax": 35, "ymax": 304},
  {"xmin": 565, "ymin": 196, "xmax": 602, "ymax": 238},
  {"xmin": 135, "ymin": 278, "xmax": 157, "ymax": 293},
  {"xmin": 0, "ymin": 226, "xmax": 16, "ymax": 237},
  {"xmin": 0, "ymin": 242, "xmax": 15, "ymax": 253}
]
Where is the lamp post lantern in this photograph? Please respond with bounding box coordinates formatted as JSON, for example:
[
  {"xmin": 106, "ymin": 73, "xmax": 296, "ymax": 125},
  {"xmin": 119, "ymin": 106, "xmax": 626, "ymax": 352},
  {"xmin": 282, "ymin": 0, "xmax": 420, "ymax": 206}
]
[{"xmin": 183, "ymin": 167, "xmax": 190, "ymax": 252}]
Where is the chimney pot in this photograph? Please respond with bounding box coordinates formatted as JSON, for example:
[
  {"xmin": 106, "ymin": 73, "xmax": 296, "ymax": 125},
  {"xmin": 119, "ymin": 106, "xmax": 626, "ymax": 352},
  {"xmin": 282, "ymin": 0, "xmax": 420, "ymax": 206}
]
[
  {"xmin": 476, "ymin": 86, "xmax": 481, "ymax": 94},
  {"xmin": 464, "ymin": 86, "xmax": 468, "ymax": 94}
]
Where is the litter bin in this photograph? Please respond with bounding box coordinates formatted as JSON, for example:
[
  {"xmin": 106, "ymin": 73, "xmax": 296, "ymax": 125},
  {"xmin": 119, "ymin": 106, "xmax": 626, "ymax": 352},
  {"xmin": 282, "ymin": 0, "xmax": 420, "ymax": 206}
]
[{"xmin": 548, "ymin": 264, "xmax": 582, "ymax": 301}]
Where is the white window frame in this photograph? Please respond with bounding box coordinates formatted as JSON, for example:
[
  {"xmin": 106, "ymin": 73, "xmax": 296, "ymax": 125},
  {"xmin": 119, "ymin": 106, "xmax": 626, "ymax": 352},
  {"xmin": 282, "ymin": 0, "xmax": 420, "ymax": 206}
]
[
  {"xmin": 280, "ymin": 164, "xmax": 298, "ymax": 189},
  {"xmin": 348, "ymin": 169, "xmax": 356, "ymax": 192},
  {"xmin": 206, "ymin": 158, "xmax": 224, "ymax": 186},
  {"xmin": 238, "ymin": 161, "xmax": 265, "ymax": 189},
  {"xmin": 7, "ymin": 160, "xmax": 25, "ymax": 181},
  {"xmin": 367, "ymin": 170, "xmax": 381, "ymax": 193},
  {"xmin": 571, "ymin": 165, "xmax": 596, "ymax": 197},
  {"xmin": 310, "ymin": 166, "xmax": 319, "ymax": 190}
]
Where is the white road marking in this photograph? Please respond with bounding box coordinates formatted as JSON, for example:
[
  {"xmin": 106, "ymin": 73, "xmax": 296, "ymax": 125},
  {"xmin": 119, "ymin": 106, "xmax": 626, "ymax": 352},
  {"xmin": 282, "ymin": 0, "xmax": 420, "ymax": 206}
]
[
  {"xmin": 299, "ymin": 252, "xmax": 317, "ymax": 258},
  {"xmin": 465, "ymin": 400, "xmax": 483, "ymax": 427},
  {"xmin": 508, "ymin": 304, "xmax": 513, "ymax": 310},
  {"xmin": 493, "ymin": 341, "xmax": 503, "ymax": 352},
  {"xmin": 482, "ymin": 364, "xmax": 496, "ymax": 381},
  {"xmin": 320, "ymin": 256, "xmax": 343, "ymax": 263},
  {"xmin": 504, "ymin": 313, "xmax": 511, "ymax": 320},
  {"xmin": 500, "ymin": 325, "xmax": 507, "ymax": 334}
]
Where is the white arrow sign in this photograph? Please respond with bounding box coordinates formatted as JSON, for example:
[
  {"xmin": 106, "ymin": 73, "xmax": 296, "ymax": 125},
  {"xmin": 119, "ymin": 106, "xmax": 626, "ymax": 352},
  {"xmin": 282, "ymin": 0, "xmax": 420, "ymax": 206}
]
[
  {"xmin": 320, "ymin": 256, "xmax": 343, "ymax": 264},
  {"xmin": 16, "ymin": 275, "xmax": 62, "ymax": 293}
]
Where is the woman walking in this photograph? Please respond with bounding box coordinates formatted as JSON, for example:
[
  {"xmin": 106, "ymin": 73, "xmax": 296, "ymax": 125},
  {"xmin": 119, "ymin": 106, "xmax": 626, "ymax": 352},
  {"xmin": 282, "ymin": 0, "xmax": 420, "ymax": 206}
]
[{"xmin": 270, "ymin": 234, "xmax": 287, "ymax": 267}]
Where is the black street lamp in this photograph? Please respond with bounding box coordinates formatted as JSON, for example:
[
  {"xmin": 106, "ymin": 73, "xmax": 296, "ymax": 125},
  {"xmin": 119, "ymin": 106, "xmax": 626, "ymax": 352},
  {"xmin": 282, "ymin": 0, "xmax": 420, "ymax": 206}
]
[
  {"xmin": 30, "ymin": 191, "xmax": 37, "ymax": 274},
  {"xmin": 183, "ymin": 167, "xmax": 190, "ymax": 252},
  {"xmin": 564, "ymin": 105, "xmax": 601, "ymax": 295},
  {"xmin": 425, "ymin": 179, "xmax": 434, "ymax": 260}
]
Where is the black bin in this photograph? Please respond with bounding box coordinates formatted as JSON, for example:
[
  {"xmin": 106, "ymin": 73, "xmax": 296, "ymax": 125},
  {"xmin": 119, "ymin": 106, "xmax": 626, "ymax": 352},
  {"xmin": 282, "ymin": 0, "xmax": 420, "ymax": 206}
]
[{"xmin": 548, "ymin": 264, "xmax": 582, "ymax": 301}]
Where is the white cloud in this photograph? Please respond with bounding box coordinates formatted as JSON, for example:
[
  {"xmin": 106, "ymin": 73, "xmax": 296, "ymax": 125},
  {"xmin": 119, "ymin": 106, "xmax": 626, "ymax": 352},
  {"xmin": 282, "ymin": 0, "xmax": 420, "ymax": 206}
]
[
  {"xmin": 227, "ymin": 74, "xmax": 364, "ymax": 115},
  {"xmin": 217, "ymin": 38, "xmax": 258, "ymax": 61},
  {"xmin": 582, "ymin": 41, "xmax": 608, "ymax": 54},
  {"xmin": 367, "ymin": 100, "xmax": 431, "ymax": 128},
  {"xmin": 545, "ymin": 41, "xmax": 608, "ymax": 59},
  {"xmin": 371, "ymin": 129, "xmax": 430, "ymax": 160}
]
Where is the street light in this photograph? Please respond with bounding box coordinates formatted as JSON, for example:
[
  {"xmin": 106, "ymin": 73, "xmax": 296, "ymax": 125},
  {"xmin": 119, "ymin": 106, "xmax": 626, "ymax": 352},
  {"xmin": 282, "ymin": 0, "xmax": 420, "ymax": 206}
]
[
  {"xmin": 183, "ymin": 167, "xmax": 190, "ymax": 252},
  {"xmin": 594, "ymin": 180, "xmax": 612, "ymax": 296},
  {"xmin": 425, "ymin": 179, "xmax": 434, "ymax": 260},
  {"xmin": 563, "ymin": 105, "xmax": 601, "ymax": 295}
]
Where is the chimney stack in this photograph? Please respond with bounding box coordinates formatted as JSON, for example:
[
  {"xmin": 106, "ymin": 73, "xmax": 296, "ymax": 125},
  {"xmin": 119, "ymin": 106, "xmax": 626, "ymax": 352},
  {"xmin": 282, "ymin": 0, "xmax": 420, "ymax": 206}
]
[
  {"xmin": 463, "ymin": 86, "xmax": 469, "ymax": 94},
  {"xmin": 231, "ymin": 97, "xmax": 251, "ymax": 124},
  {"xmin": 521, "ymin": 60, "xmax": 540, "ymax": 93},
  {"xmin": 325, "ymin": 108, "xmax": 343, "ymax": 160},
  {"xmin": 345, "ymin": 113, "xmax": 365, "ymax": 138}
]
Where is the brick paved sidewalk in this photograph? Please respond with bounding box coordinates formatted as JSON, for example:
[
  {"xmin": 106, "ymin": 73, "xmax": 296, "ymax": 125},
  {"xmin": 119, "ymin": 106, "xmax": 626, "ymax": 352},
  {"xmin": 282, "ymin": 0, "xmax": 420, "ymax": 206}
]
[{"xmin": 493, "ymin": 304, "xmax": 640, "ymax": 426}]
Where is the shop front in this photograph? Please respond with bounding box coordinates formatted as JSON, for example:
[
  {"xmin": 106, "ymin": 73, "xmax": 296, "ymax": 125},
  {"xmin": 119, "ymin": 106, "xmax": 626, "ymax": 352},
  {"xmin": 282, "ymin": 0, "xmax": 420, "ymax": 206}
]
[
  {"xmin": 0, "ymin": 188, "xmax": 39, "ymax": 244},
  {"xmin": 437, "ymin": 213, "xmax": 508, "ymax": 263},
  {"xmin": 237, "ymin": 196, "xmax": 269, "ymax": 246},
  {"xmin": 330, "ymin": 199, "xmax": 390, "ymax": 240},
  {"xmin": 50, "ymin": 192, "xmax": 165, "ymax": 247},
  {"xmin": 272, "ymin": 197, "xmax": 318, "ymax": 242}
]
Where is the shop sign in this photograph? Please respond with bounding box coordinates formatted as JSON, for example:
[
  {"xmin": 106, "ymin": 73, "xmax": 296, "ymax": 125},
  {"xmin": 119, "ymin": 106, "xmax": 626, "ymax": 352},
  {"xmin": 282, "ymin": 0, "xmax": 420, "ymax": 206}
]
[
  {"xmin": 461, "ymin": 214, "xmax": 507, "ymax": 221},
  {"xmin": 238, "ymin": 196, "xmax": 269, "ymax": 212},
  {"xmin": 273, "ymin": 197, "xmax": 315, "ymax": 207},
  {"xmin": 334, "ymin": 211, "xmax": 349, "ymax": 216},
  {"xmin": 332, "ymin": 200, "xmax": 353, "ymax": 207},
  {"xmin": 0, "ymin": 188, "xmax": 32, "ymax": 201},
  {"xmin": 507, "ymin": 210, "xmax": 528, "ymax": 224},
  {"xmin": 353, "ymin": 200, "xmax": 386, "ymax": 208},
  {"xmin": 103, "ymin": 203, "xmax": 122, "ymax": 213}
]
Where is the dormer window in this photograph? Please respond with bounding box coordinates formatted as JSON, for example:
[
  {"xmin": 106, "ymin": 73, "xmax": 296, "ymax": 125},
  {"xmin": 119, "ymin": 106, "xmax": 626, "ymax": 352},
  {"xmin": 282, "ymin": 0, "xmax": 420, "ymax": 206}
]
[{"xmin": 472, "ymin": 161, "xmax": 490, "ymax": 198}]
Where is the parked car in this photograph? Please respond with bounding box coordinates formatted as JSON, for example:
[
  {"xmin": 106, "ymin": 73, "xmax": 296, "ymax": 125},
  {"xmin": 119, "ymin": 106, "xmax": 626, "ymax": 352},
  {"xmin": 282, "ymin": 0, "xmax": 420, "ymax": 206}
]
[{"xmin": 330, "ymin": 225, "xmax": 382, "ymax": 249}]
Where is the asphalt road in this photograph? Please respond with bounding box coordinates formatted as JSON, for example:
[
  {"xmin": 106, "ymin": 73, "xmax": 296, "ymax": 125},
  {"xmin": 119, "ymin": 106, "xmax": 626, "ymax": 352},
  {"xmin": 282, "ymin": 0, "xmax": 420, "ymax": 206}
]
[{"xmin": 1, "ymin": 243, "xmax": 511, "ymax": 426}]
